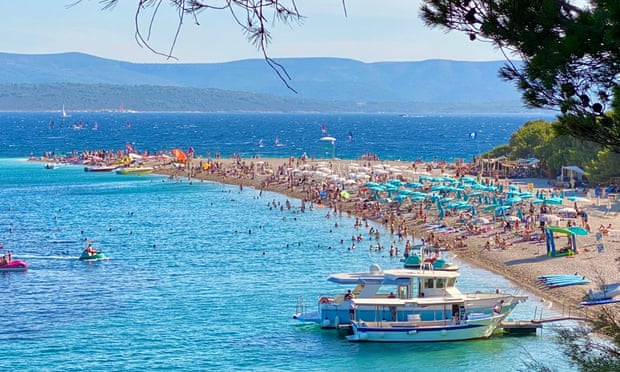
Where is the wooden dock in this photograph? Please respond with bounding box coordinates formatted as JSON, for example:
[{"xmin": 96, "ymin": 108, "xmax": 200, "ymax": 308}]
[
  {"xmin": 499, "ymin": 320, "xmax": 542, "ymax": 335},
  {"xmin": 500, "ymin": 316, "xmax": 591, "ymax": 335}
]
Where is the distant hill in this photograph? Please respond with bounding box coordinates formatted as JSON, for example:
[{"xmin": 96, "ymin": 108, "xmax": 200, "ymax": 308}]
[{"xmin": 0, "ymin": 52, "xmax": 530, "ymax": 113}]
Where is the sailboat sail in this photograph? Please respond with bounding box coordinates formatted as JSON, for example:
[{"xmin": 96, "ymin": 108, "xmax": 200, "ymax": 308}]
[{"xmin": 61, "ymin": 105, "xmax": 70, "ymax": 118}]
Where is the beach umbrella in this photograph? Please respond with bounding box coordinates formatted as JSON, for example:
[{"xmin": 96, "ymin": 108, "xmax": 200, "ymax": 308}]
[
  {"xmin": 567, "ymin": 196, "xmax": 591, "ymax": 203},
  {"xmin": 340, "ymin": 191, "xmax": 351, "ymax": 199},
  {"xmin": 405, "ymin": 182, "xmax": 423, "ymax": 188},
  {"xmin": 494, "ymin": 205, "xmax": 511, "ymax": 215},
  {"xmin": 557, "ymin": 207, "xmax": 577, "ymax": 215},
  {"xmin": 543, "ymin": 198, "xmax": 563, "ymax": 205},
  {"xmin": 504, "ymin": 196, "xmax": 522, "ymax": 205},
  {"xmin": 393, "ymin": 195, "xmax": 408, "ymax": 202},
  {"xmin": 540, "ymin": 214, "xmax": 560, "ymax": 223},
  {"xmin": 484, "ymin": 204, "xmax": 501, "ymax": 211},
  {"xmin": 531, "ymin": 199, "xmax": 544, "ymax": 205},
  {"xmin": 473, "ymin": 216, "xmax": 489, "ymax": 224}
]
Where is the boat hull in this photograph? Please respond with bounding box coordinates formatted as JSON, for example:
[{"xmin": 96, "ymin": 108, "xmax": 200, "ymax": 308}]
[
  {"xmin": 84, "ymin": 166, "xmax": 118, "ymax": 172},
  {"xmin": 116, "ymin": 167, "xmax": 153, "ymax": 175},
  {"xmin": 79, "ymin": 252, "xmax": 106, "ymax": 260},
  {"xmin": 0, "ymin": 259, "xmax": 28, "ymax": 272},
  {"xmin": 347, "ymin": 314, "xmax": 503, "ymax": 342}
]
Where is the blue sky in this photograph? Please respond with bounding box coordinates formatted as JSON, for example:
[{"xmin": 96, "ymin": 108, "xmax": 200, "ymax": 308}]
[{"xmin": 1, "ymin": 1, "xmax": 506, "ymax": 63}]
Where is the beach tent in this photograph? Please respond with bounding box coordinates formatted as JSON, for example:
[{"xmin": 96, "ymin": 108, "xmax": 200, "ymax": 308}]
[
  {"xmin": 319, "ymin": 136, "xmax": 336, "ymax": 159},
  {"xmin": 172, "ymin": 148, "xmax": 187, "ymax": 162},
  {"xmin": 545, "ymin": 226, "xmax": 577, "ymax": 256},
  {"xmin": 560, "ymin": 165, "xmax": 586, "ymax": 182}
]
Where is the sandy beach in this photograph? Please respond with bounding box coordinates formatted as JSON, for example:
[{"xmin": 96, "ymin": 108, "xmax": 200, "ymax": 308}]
[
  {"xmin": 35, "ymin": 152, "xmax": 620, "ymax": 315},
  {"xmin": 150, "ymin": 155, "xmax": 620, "ymax": 316}
]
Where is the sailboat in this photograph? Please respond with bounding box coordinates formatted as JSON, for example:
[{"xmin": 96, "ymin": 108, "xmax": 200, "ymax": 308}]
[
  {"xmin": 61, "ymin": 105, "xmax": 71, "ymax": 118},
  {"xmin": 258, "ymin": 139, "xmax": 264, "ymax": 148}
]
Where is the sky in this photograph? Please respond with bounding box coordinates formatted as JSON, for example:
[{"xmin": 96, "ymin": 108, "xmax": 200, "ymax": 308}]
[{"xmin": 0, "ymin": 1, "xmax": 508, "ymax": 64}]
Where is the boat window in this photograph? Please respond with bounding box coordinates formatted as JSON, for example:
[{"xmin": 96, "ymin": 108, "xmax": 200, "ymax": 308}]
[
  {"xmin": 424, "ymin": 278, "xmax": 434, "ymax": 289},
  {"xmin": 436, "ymin": 278, "xmax": 446, "ymax": 288},
  {"xmin": 447, "ymin": 278, "xmax": 456, "ymax": 287},
  {"xmin": 398, "ymin": 285, "xmax": 407, "ymax": 299}
]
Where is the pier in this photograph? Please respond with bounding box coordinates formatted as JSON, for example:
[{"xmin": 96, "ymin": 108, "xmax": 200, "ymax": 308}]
[{"xmin": 500, "ymin": 315, "xmax": 591, "ymax": 335}]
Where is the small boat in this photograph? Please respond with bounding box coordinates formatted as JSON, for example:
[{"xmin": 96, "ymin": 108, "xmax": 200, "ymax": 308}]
[
  {"xmin": 347, "ymin": 306, "xmax": 505, "ymax": 342},
  {"xmin": 584, "ymin": 283, "xmax": 620, "ymax": 301},
  {"xmin": 84, "ymin": 165, "xmax": 118, "ymax": 172},
  {"xmin": 44, "ymin": 163, "xmax": 55, "ymax": 169},
  {"xmin": 79, "ymin": 251, "xmax": 106, "ymax": 260},
  {"xmin": 0, "ymin": 259, "xmax": 28, "ymax": 272},
  {"xmin": 115, "ymin": 167, "xmax": 153, "ymax": 175}
]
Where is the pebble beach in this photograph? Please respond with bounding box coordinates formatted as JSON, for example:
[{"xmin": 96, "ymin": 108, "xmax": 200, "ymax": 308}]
[{"xmin": 155, "ymin": 155, "xmax": 620, "ymax": 315}]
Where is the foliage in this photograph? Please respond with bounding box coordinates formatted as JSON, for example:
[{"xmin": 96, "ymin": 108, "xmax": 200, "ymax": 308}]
[
  {"xmin": 508, "ymin": 120, "xmax": 556, "ymax": 159},
  {"xmin": 584, "ymin": 150, "xmax": 620, "ymax": 182},
  {"xmin": 485, "ymin": 118, "xmax": 620, "ymax": 182},
  {"xmin": 420, "ymin": 0, "xmax": 620, "ymax": 152},
  {"xmin": 553, "ymin": 305, "xmax": 620, "ymax": 372},
  {"xmin": 482, "ymin": 144, "xmax": 510, "ymax": 159}
]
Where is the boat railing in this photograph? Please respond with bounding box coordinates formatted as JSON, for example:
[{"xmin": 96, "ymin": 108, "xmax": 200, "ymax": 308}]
[{"xmin": 295, "ymin": 296, "xmax": 307, "ymax": 315}]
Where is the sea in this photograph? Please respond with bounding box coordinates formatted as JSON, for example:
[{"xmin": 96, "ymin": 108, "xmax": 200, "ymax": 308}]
[{"xmin": 0, "ymin": 111, "xmax": 576, "ymax": 372}]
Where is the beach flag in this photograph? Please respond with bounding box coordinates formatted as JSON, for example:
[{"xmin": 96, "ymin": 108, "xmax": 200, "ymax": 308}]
[
  {"xmin": 469, "ymin": 131, "xmax": 477, "ymax": 140},
  {"xmin": 321, "ymin": 123, "xmax": 327, "ymax": 135}
]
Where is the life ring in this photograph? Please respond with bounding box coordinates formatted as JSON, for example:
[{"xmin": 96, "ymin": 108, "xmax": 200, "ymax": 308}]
[{"xmin": 318, "ymin": 297, "xmax": 331, "ymax": 304}]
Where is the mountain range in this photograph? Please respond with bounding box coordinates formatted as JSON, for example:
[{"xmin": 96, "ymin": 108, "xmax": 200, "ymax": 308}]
[{"xmin": 0, "ymin": 52, "xmax": 530, "ymax": 113}]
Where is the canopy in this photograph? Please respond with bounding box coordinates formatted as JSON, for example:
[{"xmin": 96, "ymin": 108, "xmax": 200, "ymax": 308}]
[
  {"xmin": 561, "ymin": 165, "xmax": 585, "ymax": 175},
  {"xmin": 172, "ymin": 148, "xmax": 187, "ymax": 162}
]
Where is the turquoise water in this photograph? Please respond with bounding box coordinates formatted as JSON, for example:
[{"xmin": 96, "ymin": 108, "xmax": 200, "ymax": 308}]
[{"xmin": 1, "ymin": 159, "xmax": 574, "ymax": 371}]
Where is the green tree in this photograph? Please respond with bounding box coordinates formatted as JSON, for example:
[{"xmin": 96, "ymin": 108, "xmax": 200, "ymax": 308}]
[
  {"xmin": 508, "ymin": 120, "xmax": 555, "ymax": 159},
  {"xmin": 419, "ymin": 0, "xmax": 620, "ymax": 152}
]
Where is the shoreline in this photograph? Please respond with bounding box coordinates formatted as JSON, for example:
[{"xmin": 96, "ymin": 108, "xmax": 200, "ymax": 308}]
[{"xmin": 35, "ymin": 155, "xmax": 620, "ymax": 315}]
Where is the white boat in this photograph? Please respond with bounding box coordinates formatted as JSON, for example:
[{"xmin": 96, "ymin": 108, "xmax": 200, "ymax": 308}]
[
  {"xmin": 347, "ymin": 303, "xmax": 505, "ymax": 342},
  {"xmin": 586, "ymin": 282, "xmax": 620, "ymax": 301},
  {"xmin": 115, "ymin": 166, "xmax": 153, "ymax": 175},
  {"xmin": 293, "ymin": 264, "xmax": 526, "ymax": 329}
]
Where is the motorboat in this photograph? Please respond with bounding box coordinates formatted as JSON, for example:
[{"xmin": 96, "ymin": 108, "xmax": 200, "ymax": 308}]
[
  {"xmin": 0, "ymin": 259, "xmax": 28, "ymax": 272},
  {"xmin": 293, "ymin": 264, "xmax": 527, "ymax": 329},
  {"xmin": 79, "ymin": 251, "xmax": 106, "ymax": 260},
  {"xmin": 347, "ymin": 305, "xmax": 505, "ymax": 342},
  {"xmin": 582, "ymin": 283, "xmax": 620, "ymax": 305},
  {"xmin": 84, "ymin": 165, "xmax": 119, "ymax": 172},
  {"xmin": 115, "ymin": 166, "xmax": 153, "ymax": 175}
]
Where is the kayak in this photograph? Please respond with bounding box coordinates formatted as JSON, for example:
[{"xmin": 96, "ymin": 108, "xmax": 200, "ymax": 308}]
[
  {"xmin": 0, "ymin": 259, "xmax": 28, "ymax": 272},
  {"xmin": 79, "ymin": 251, "xmax": 106, "ymax": 260}
]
